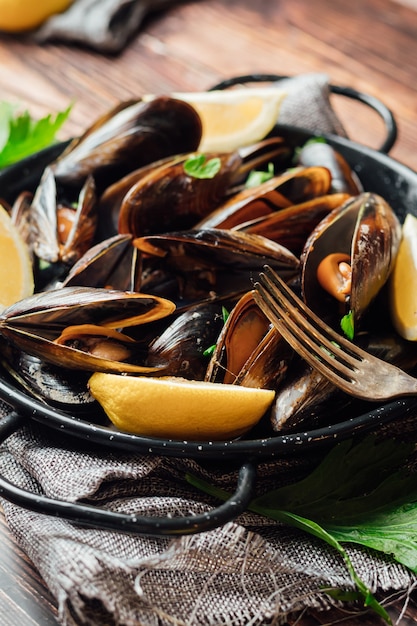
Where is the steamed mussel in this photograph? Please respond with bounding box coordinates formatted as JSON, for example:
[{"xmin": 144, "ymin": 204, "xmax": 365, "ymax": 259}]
[
  {"xmin": 52, "ymin": 96, "xmax": 203, "ymax": 191},
  {"xmin": 301, "ymin": 192, "xmax": 401, "ymax": 330},
  {"xmin": 0, "ymin": 286, "xmax": 175, "ymax": 374},
  {"xmin": 0, "ymin": 93, "xmax": 413, "ymax": 439}
]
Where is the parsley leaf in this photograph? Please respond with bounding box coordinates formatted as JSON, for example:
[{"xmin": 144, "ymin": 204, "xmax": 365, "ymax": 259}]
[
  {"xmin": 0, "ymin": 101, "xmax": 72, "ymax": 168},
  {"xmin": 341, "ymin": 310, "xmax": 355, "ymax": 339},
  {"xmin": 203, "ymin": 307, "xmax": 229, "ymax": 356},
  {"xmin": 187, "ymin": 435, "xmax": 417, "ymax": 624},
  {"xmin": 245, "ymin": 162, "xmax": 275, "ymax": 188},
  {"xmin": 183, "ymin": 154, "xmax": 221, "ymax": 179}
]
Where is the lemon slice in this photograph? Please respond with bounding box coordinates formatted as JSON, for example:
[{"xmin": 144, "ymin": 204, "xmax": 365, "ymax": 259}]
[
  {"xmin": 89, "ymin": 373, "xmax": 275, "ymax": 440},
  {"xmin": 0, "ymin": 204, "xmax": 34, "ymax": 312},
  {"xmin": 144, "ymin": 88, "xmax": 287, "ymax": 152},
  {"xmin": 390, "ymin": 213, "xmax": 417, "ymax": 340},
  {"xmin": 0, "ymin": 0, "xmax": 73, "ymax": 32}
]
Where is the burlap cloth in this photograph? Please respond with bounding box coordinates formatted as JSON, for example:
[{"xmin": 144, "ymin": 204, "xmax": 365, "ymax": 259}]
[
  {"xmin": 33, "ymin": 0, "xmax": 189, "ymax": 53},
  {"xmin": 0, "ymin": 74, "xmax": 415, "ymax": 625}
]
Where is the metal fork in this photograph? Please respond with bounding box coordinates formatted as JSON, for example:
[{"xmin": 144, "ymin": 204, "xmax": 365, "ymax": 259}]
[{"xmin": 253, "ymin": 265, "xmax": 417, "ymax": 401}]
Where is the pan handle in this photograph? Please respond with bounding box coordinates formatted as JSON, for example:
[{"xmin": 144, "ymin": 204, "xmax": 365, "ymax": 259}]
[
  {"xmin": 0, "ymin": 411, "xmax": 256, "ymax": 537},
  {"xmin": 209, "ymin": 73, "xmax": 397, "ymax": 154}
]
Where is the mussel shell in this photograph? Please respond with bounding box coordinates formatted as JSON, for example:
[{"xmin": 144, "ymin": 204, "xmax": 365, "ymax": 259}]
[
  {"xmin": 30, "ymin": 168, "xmax": 97, "ymax": 265},
  {"xmin": 118, "ymin": 151, "xmax": 242, "ymax": 237},
  {"xmin": 270, "ymin": 358, "xmax": 336, "ymax": 433},
  {"xmin": 301, "ymin": 192, "xmax": 401, "ymax": 325},
  {"xmin": 147, "ymin": 302, "xmax": 226, "ymax": 380},
  {"xmin": 270, "ymin": 165, "xmax": 333, "ymax": 203},
  {"xmin": 296, "ymin": 140, "xmax": 363, "ymax": 195},
  {"xmin": 134, "ymin": 228, "xmax": 300, "ymax": 274},
  {"xmin": 0, "ymin": 342, "xmax": 95, "ymax": 412},
  {"xmin": 0, "ymin": 287, "xmax": 176, "ymax": 372},
  {"xmin": 52, "ymin": 97, "xmax": 203, "ymax": 191},
  {"xmin": 96, "ymin": 154, "xmax": 185, "ymax": 239},
  {"xmin": 270, "ymin": 331, "xmax": 417, "ymax": 433},
  {"xmin": 9, "ymin": 190, "xmax": 33, "ymax": 251},
  {"xmin": 194, "ymin": 173, "xmax": 293, "ymax": 230},
  {"xmin": 134, "ymin": 228, "xmax": 300, "ymax": 308},
  {"xmin": 133, "ymin": 228, "xmax": 300, "ymax": 308},
  {"xmin": 205, "ymin": 290, "xmax": 292, "ymax": 388},
  {"xmin": 199, "ymin": 165, "xmax": 333, "ymax": 232},
  {"xmin": 61, "ymin": 234, "xmax": 141, "ymax": 291},
  {"xmin": 238, "ymin": 192, "xmax": 351, "ymax": 256}
]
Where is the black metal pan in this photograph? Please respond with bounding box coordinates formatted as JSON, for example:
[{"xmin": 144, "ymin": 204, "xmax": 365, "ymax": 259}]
[{"xmin": 0, "ymin": 80, "xmax": 415, "ymax": 536}]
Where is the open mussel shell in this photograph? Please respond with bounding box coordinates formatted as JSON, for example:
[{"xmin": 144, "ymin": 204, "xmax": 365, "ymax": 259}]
[
  {"xmin": 30, "ymin": 167, "xmax": 97, "ymax": 265},
  {"xmin": 61, "ymin": 233, "xmax": 141, "ymax": 291},
  {"xmin": 52, "ymin": 97, "xmax": 203, "ymax": 191},
  {"xmin": 295, "ymin": 140, "xmax": 364, "ymax": 195},
  {"xmin": 205, "ymin": 290, "xmax": 292, "ymax": 389},
  {"xmin": 270, "ymin": 358, "xmax": 336, "ymax": 433},
  {"xmin": 270, "ymin": 330, "xmax": 417, "ymax": 433},
  {"xmin": 0, "ymin": 286, "xmax": 175, "ymax": 373},
  {"xmin": 194, "ymin": 165, "xmax": 333, "ymax": 231},
  {"xmin": 0, "ymin": 341, "xmax": 95, "ymax": 413},
  {"xmin": 134, "ymin": 228, "xmax": 300, "ymax": 307},
  {"xmin": 237, "ymin": 192, "xmax": 351, "ymax": 256},
  {"xmin": 118, "ymin": 151, "xmax": 242, "ymax": 237},
  {"xmin": 147, "ymin": 302, "xmax": 227, "ymax": 380},
  {"xmin": 134, "ymin": 228, "xmax": 300, "ymax": 274},
  {"xmin": 300, "ymin": 191, "xmax": 401, "ymax": 326}
]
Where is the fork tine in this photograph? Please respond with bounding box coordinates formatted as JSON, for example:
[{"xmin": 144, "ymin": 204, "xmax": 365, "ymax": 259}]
[
  {"xmin": 253, "ymin": 266, "xmax": 374, "ymax": 391},
  {"xmin": 260, "ymin": 266, "xmax": 370, "ymax": 361},
  {"xmin": 260, "ymin": 266, "xmax": 358, "ymax": 355},
  {"xmin": 253, "ymin": 265, "xmax": 417, "ymax": 401},
  {"xmin": 253, "ymin": 279, "xmax": 359, "ymax": 390}
]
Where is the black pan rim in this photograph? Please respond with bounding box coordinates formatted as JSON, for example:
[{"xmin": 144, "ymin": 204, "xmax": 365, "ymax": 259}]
[{"xmin": 1, "ymin": 126, "xmax": 417, "ymax": 461}]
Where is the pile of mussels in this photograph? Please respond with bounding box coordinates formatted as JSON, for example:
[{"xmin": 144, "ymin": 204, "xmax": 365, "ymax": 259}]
[{"xmin": 0, "ymin": 95, "xmax": 415, "ymax": 437}]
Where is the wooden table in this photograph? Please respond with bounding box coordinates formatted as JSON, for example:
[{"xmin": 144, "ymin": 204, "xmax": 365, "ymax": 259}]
[{"xmin": 1, "ymin": 0, "xmax": 417, "ymax": 624}]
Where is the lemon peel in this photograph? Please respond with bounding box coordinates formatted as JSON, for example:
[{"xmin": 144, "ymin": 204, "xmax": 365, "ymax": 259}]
[
  {"xmin": 390, "ymin": 213, "xmax": 417, "ymax": 340},
  {"xmin": 0, "ymin": 204, "xmax": 34, "ymax": 312},
  {"xmin": 0, "ymin": 0, "xmax": 74, "ymax": 32},
  {"xmin": 143, "ymin": 88, "xmax": 287, "ymax": 153},
  {"xmin": 88, "ymin": 373, "xmax": 275, "ymax": 441}
]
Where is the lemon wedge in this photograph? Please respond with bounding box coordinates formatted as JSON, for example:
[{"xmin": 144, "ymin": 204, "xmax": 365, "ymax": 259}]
[
  {"xmin": 390, "ymin": 213, "xmax": 417, "ymax": 340},
  {"xmin": 143, "ymin": 88, "xmax": 287, "ymax": 152},
  {"xmin": 0, "ymin": 204, "xmax": 34, "ymax": 312},
  {"xmin": 88, "ymin": 373, "xmax": 275, "ymax": 440},
  {"xmin": 0, "ymin": 0, "xmax": 73, "ymax": 32}
]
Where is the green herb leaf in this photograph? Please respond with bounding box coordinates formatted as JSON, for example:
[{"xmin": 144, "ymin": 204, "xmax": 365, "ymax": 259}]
[
  {"xmin": 245, "ymin": 162, "xmax": 275, "ymax": 188},
  {"xmin": 221, "ymin": 306, "xmax": 230, "ymax": 324},
  {"xmin": 186, "ymin": 468, "xmax": 390, "ymax": 623},
  {"xmin": 203, "ymin": 306, "xmax": 229, "ymax": 357},
  {"xmin": 251, "ymin": 437, "xmax": 417, "ymax": 522},
  {"xmin": 0, "ymin": 102, "xmax": 73, "ymax": 168},
  {"xmin": 184, "ymin": 154, "xmax": 222, "ymax": 179},
  {"xmin": 341, "ymin": 310, "xmax": 355, "ymax": 340},
  {"xmin": 187, "ymin": 435, "xmax": 417, "ymax": 624}
]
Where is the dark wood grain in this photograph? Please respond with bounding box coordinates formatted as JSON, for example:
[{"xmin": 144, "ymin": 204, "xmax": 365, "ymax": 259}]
[
  {"xmin": 1, "ymin": 0, "xmax": 417, "ymax": 623},
  {"xmin": 0, "ymin": 510, "xmax": 59, "ymax": 625},
  {"xmin": 0, "ymin": 0, "xmax": 416, "ymax": 165}
]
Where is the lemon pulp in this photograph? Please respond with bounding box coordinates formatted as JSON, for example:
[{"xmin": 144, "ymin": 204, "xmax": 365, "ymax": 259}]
[
  {"xmin": 143, "ymin": 87, "xmax": 287, "ymax": 153},
  {"xmin": 0, "ymin": 204, "xmax": 34, "ymax": 311},
  {"xmin": 89, "ymin": 373, "xmax": 275, "ymax": 441},
  {"xmin": 390, "ymin": 213, "xmax": 417, "ymax": 340}
]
